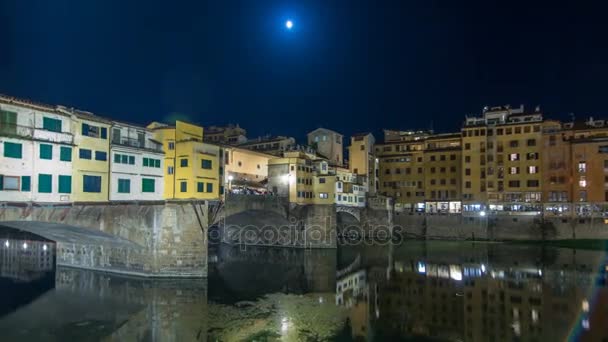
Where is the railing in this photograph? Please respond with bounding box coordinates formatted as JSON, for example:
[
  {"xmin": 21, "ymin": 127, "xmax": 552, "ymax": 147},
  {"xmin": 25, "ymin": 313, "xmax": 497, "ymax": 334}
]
[
  {"xmin": 111, "ymin": 137, "xmax": 162, "ymax": 152},
  {"xmin": 0, "ymin": 123, "xmax": 74, "ymax": 144}
]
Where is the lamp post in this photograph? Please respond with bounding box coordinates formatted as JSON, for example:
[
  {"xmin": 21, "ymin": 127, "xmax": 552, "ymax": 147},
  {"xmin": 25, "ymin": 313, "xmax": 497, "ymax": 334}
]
[{"xmin": 227, "ymin": 175, "xmax": 234, "ymax": 192}]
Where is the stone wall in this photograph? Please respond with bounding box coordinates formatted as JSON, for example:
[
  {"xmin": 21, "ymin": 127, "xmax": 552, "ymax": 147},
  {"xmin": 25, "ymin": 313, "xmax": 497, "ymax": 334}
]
[{"xmin": 0, "ymin": 201, "xmax": 208, "ymax": 277}]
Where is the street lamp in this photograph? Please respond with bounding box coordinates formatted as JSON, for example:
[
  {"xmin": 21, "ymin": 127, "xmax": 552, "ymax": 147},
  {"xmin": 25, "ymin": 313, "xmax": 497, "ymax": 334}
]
[{"xmin": 227, "ymin": 175, "xmax": 234, "ymax": 192}]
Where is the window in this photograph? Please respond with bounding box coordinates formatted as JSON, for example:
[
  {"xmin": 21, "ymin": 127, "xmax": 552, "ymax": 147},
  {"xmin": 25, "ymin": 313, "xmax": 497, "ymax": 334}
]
[
  {"xmin": 0, "ymin": 110, "xmax": 17, "ymax": 134},
  {"xmin": 1, "ymin": 176, "xmax": 19, "ymax": 190},
  {"xmin": 527, "ymin": 180, "xmax": 539, "ymax": 187},
  {"xmin": 21, "ymin": 176, "xmax": 30, "ymax": 191},
  {"xmin": 202, "ymin": 159, "xmax": 213, "ymax": 169},
  {"xmin": 38, "ymin": 174, "xmax": 52, "ymax": 193},
  {"xmin": 509, "ymin": 153, "xmax": 519, "ymax": 161},
  {"xmin": 465, "ymin": 181, "xmax": 471, "ymax": 188},
  {"xmin": 83, "ymin": 175, "xmax": 102, "ymax": 192},
  {"xmin": 129, "ymin": 156, "xmax": 135, "ymax": 165},
  {"xmin": 142, "ymin": 178, "xmax": 155, "ymax": 192},
  {"xmin": 450, "ymin": 154, "xmax": 456, "ymax": 160},
  {"xmin": 465, "ymin": 168, "xmax": 471, "ymax": 176},
  {"xmin": 509, "ymin": 167, "xmax": 519, "ymax": 175},
  {"xmin": 527, "ymin": 139, "xmax": 536, "ymax": 146},
  {"xmin": 197, "ymin": 182, "xmax": 204, "ymax": 192},
  {"xmin": 118, "ymin": 179, "xmax": 131, "ymax": 193},
  {"xmin": 168, "ymin": 166, "xmax": 174, "ymax": 175},
  {"xmin": 319, "ymin": 177, "xmax": 326, "ymax": 184},
  {"xmin": 508, "ymin": 180, "xmax": 520, "ymax": 188},
  {"xmin": 465, "ymin": 156, "xmax": 471, "ymax": 163},
  {"xmin": 43, "ymin": 117, "xmax": 62, "ymax": 132},
  {"xmin": 578, "ymin": 161, "xmax": 586, "ymax": 173},
  {"xmin": 95, "ymin": 151, "xmax": 107, "ymax": 161},
  {"xmin": 465, "ymin": 143, "xmax": 471, "ymax": 150},
  {"xmin": 79, "ymin": 148, "xmax": 92, "ymax": 159},
  {"xmin": 579, "ymin": 176, "xmax": 587, "ymax": 187},
  {"xmin": 168, "ymin": 142, "xmax": 175, "ymax": 150},
  {"xmin": 180, "ymin": 159, "xmax": 188, "ymax": 167},
  {"xmin": 430, "ymin": 156, "xmax": 436, "ymax": 162},
  {"xmin": 4, "ymin": 142, "xmax": 22, "ymax": 159},
  {"xmin": 58, "ymin": 175, "xmax": 71, "ymax": 193},
  {"xmin": 509, "ymin": 140, "xmax": 518, "ymax": 147},
  {"xmin": 82, "ymin": 123, "xmax": 106, "ymax": 139},
  {"xmin": 319, "ymin": 193, "xmax": 329, "ymax": 199},
  {"xmin": 528, "ymin": 166, "xmax": 538, "ymax": 174},
  {"xmin": 206, "ymin": 183, "xmax": 213, "ymax": 193},
  {"xmin": 180, "ymin": 181, "xmax": 187, "ymax": 192},
  {"xmin": 39, "ymin": 144, "xmax": 52, "ymax": 160},
  {"xmin": 60, "ymin": 146, "xmax": 72, "ymax": 161},
  {"xmin": 579, "ymin": 190, "xmax": 587, "ymax": 202}
]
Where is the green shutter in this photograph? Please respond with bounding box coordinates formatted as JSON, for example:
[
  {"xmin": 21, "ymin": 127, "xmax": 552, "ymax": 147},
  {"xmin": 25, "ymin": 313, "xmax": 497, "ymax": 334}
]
[
  {"xmin": 155, "ymin": 159, "xmax": 160, "ymax": 168},
  {"xmin": 114, "ymin": 153, "xmax": 121, "ymax": 163},
  {"xmin": 118, "ymin": 179, "xmax": 131, "ymax": 193},
  {"xmin": 0, "ymin": 110, "xmax": 17, "ymax": 135},
  {"xmin": 0, "ymin": 175, "xmax": 3, "ymax": 189},
  {"xmin": 121, "ymin": 155, "xmax": 128, "ymax": 164},
  {"xmin": 43, "ymin": 117, "xmax": 62, "ymax": 132},
  {"xmin": 40, "ymin": 144, "xmax": 53, "ymax": 160},
  {"xmin": 21, "ymin": 176, "xmax": 31, "ymax": 191},
  {"xmin": 206, "ymin": 182, "xmax": 213, "ymax": 193},
  {"xmin": 4, "ymin": 142, "xmax": 22, "ymax": 158},
  {"xmin": 142, "ymin": 178, "xmax": 155, "ymax": 193},
  {"xmin": 202, "ymin": 159, "xmax": 212, "ymax": 169},
  {"xmin": 38, "ymin": 174, "xmax": 52, "ymax": 193},
  {"xmin": 58, "ymin": 175, "xmax": 71, "ymax": 193},
  {"xmin": 197, "ymin": 182, "xmax": 204, "ymax": 192},
  {"xmin": 129, "ymin": 156, "xmax": 135, "ymax": 165},
  {"xmin": 180, "ymin": 181, "xmax": 187, "ymax": 192},
  {"xmin": 143, "ymin": 158, "xmax": 149, "ymax": 167},
  {"xmin": 60, "ymin": 147, "xmax": 72, "ymax": 161}
]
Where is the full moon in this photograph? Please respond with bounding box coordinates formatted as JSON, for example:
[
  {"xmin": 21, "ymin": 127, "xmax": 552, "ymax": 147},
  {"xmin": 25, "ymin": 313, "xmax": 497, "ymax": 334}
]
[{"xmin": 285, "ymin": 20, "xmax": 293, "ymax": 29}]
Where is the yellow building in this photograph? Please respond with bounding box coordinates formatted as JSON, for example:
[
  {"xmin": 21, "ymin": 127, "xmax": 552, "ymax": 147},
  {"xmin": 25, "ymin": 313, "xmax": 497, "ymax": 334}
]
[
  {"xmin": 267, "ymin": 151, "xmax": 337, "ymax": 205},
  {"xmin": 70, "ymin": 110, "xmax": 112, "ymax": 202},
  {"xmin": 423, "ymin": 133, "xmax": 462, "ymax": 213},
  {"xmin": 375, "ymin": 130, "xmax": 429, "ymax": 211},
  {"xmin": 348, "ymin": 132, "xmax": 378, "ymax": 195},
  {"xmin": 461, "ymin": 105, "xmax": 543, "ymax": 212},
  {"xmin": 148, "ymin": 121, "xmax": 220, "ymax": 200}
]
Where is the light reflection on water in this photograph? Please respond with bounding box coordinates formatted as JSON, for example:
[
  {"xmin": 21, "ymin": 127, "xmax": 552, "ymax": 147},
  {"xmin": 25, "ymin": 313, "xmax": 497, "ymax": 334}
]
[{"xmin": 0, "ymin": 238, "xmax": 607, "ymax": 341}]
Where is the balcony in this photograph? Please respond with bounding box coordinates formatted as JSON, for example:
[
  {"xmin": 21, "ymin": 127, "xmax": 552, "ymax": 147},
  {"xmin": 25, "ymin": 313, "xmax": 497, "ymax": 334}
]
[
  {"xmin": 0, "ymin": 124, "xmax": 74, "ymax": 144},
  {"xmin": 112, "ymin": 136, "xmax": 163, "ymax": 152}
]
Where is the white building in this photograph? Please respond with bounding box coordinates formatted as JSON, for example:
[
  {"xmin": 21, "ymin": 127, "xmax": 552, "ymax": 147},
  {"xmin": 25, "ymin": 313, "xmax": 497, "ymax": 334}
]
[
  {"xmin": 0, "ymin": 96, "xmax": 75, "ymax": 203},
  {"xmin": 335, "ymin": 168, "xmax": 366, "ymax": 207},
  {"xmin": 110, "ymin": 121, "xmax": 164, "ymax": 201}
]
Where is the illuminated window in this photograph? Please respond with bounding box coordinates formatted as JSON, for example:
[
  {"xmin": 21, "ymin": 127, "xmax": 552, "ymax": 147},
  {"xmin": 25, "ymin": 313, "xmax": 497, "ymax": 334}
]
[
  {"xmin": 578, "ymin": 161, "xmax": 586, "ymax": 173},
  {"xmin": 579, "ymin": 176, "xmax": 587, "ymax": 188}
]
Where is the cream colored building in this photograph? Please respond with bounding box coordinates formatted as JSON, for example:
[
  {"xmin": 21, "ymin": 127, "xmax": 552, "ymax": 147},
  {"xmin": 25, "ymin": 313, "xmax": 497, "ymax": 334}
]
[
  {"xmin": 223, "ymin": 146, "xmax": 273, "ymax": 191},
  {"xmin": 348, "ymin": 132, "xmax": 378, "ymax": 195}
]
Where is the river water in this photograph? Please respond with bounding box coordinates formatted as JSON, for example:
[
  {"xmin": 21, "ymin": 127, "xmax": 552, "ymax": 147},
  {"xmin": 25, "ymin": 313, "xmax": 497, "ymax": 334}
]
[{"xmin": 0, "ymin": 238, "xmax": 607, "ymax": 341}]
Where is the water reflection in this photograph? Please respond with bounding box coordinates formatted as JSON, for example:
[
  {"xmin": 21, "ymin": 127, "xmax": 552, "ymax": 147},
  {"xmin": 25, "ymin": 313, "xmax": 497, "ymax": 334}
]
[
  {"xmin": 0, "ymin": 238, "xmax": 607, "ymax": 341},
  {"xmin": 337, "ymin": 242, "xmax": 608, "ymax": 341}
]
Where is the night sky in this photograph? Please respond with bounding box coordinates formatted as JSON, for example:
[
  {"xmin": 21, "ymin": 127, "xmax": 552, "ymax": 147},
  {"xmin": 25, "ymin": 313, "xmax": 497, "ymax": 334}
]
[{"xmin": 1, "ymin": 1, "xmax": 607, "ymax": 142}]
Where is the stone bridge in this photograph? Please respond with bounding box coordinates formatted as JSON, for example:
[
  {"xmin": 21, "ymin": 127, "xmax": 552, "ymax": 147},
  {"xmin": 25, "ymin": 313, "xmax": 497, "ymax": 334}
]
[
  {"xmin": 217, "ymin": 194, "xmax": 337, "ymax": 248},
  {"xmin": 0, "ymin": 201, "xmax": 210, "ymax": 277}
]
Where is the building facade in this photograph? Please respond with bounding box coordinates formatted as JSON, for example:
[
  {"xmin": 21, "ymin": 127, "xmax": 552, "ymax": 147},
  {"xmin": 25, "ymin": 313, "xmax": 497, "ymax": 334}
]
[
  {"xmin": 203, "ymin": 124, "xmax": 247, "ymax": 145},
  {"xmin": 307, "ymin": 128, "xmax": 344, "ymax": 166},
  {"xmin": 461, "ymin": 105, "xmax": 543, "ymax": 212},
  {"xmin": 348, "ymin": 133, "xmax": 378, "ymax": 195},
  {"xmin": 223, "ymin": 146, "xmax": 272, "ymax": 192},
  {"xmin": 148, "ymin": 121, "xmax": 220, "ymax": 200},
  {"xmin": 0, "ymin": 96, "xmax": 75, "ymax": 203},
  {"xmin": 109, "ymin": 122, "xmax": 165, "ymax": 201},
  {"xmin": 237, "ymin": 135, "xmax": 296, "ymax": 156}
]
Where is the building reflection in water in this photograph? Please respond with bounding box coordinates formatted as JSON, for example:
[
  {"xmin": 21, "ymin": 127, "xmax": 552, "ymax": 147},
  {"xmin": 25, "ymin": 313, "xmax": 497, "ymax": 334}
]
[
  {"xmin": 0, "ymin": 238, "xmax": 55, "ymax": 282},
  {"xmin": 336, "ymin": 243, "xmax": 608, "ymax": 342}
]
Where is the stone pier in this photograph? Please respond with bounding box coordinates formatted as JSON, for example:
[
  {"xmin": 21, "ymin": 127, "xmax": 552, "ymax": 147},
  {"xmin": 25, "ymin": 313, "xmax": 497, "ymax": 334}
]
[{"xmin": 0, "ymin": 201, "xmax": 209, "ymax": 277}]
